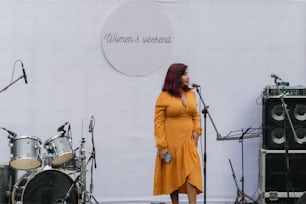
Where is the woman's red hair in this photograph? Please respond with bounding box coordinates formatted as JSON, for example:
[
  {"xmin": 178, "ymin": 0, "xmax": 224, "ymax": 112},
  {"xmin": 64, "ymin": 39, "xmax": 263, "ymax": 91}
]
[{"xmin": 162, "ymin": 63, "xmax": 191, "ymax": 97}]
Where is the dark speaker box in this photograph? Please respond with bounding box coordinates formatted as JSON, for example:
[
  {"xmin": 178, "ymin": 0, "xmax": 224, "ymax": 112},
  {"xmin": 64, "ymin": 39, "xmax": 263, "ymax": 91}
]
[
  {"xmin": 264, "ymin": 197, "xmax": 299, "ymax": 204},
  {"xmin": 296, "ymin": 193, "xmax": 306, "ymax": 204},
  {"xmin": 261, "ymin": 150, "xmax": 306, "ymax": 193},
  {"xmin": 262, "ymin": 97, "xmax": 306, "ymax": 150}
]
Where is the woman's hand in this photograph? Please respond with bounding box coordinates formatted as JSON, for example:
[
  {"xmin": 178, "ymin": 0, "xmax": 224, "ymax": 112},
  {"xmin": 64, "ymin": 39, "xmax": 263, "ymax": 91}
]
[
  {"xmin": 158, "ymin": 148, "xmax": 168, "ymax": 160},
  {"xmin": 192, "ymin": 132, "xmax": 199, "ymax": 147}
]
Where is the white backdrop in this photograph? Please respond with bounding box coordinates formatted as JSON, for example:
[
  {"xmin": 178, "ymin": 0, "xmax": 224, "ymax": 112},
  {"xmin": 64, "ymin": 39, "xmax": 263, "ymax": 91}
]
[{"xmin": 0, "ymin": 0, "xmax": 306, "ymax": 203}]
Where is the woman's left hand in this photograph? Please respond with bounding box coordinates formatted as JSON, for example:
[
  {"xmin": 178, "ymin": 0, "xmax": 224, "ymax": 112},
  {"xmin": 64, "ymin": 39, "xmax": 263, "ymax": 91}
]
[{"xmin": 192, "ymin": 132, "xmax": 199, "ymax": 147}]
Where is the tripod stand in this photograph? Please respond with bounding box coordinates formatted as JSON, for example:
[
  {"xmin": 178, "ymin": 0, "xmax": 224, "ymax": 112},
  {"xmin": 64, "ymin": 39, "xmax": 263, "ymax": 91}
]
[
  {"xmin": 235, "ymin": 128, "xmax": 258, "ymax": 204},
  {"xmin": 228, "ymin": 158, "xmax": 244, "ymax": 204},
  {"xmin": 222, "ymin": 127, "xmax": 260, "ymax": 204}
]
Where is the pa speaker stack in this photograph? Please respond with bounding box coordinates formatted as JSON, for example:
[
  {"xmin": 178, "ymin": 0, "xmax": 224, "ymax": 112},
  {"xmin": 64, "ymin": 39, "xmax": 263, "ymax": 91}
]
[{"xmin": 261, "ymin": 85, "xmax": 306, "ymax": 204}]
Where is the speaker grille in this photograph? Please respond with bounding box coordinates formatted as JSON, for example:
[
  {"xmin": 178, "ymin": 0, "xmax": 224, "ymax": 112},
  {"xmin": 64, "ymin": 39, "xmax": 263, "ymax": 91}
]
[
  {"xmin": 264, "ymin": 151, "xmax": 306, "ymax": 192},
  {"xmin": 263, "ymin": 97, "xmax": 306, "ymax": 150}
]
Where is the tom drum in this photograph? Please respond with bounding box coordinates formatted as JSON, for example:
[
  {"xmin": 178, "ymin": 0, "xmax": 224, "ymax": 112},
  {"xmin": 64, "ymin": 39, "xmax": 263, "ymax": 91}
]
[
  {"xmin": 44, "ymin": 135, "xmax": 74, "ymax": 165},
  {"xmin": 9, "ymin": 136, "xmax": 42, "ymax": 170}
]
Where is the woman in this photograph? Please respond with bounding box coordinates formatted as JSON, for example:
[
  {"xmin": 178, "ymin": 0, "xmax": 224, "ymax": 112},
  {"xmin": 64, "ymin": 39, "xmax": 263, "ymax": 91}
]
[{"xmin": 153, "ymin": 63, "xmax": 203, "ymax": 204}]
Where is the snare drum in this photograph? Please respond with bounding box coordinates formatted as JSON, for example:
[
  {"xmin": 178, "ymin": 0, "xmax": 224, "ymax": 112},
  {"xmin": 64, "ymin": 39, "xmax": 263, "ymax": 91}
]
[
  {"xmin": 0, "ymin": 163, "xmax": 16, "ymax": 204},
  {"xmin": 12, "ymin": 169, "xmax": 80, "ymax": 204},
  {"xmin": 10, "ymin": 136, "xmax": 42, "ymax": 170},
  {"xmin": 44, "ymin": 135, "xmax": 74, "ymax": 165}
]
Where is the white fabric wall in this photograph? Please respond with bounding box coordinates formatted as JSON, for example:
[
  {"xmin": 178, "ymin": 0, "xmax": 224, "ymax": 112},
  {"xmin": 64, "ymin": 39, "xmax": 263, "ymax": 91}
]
[{"xmin": 0, "ymin": 0, "xmax": 306, "ymax": 203}]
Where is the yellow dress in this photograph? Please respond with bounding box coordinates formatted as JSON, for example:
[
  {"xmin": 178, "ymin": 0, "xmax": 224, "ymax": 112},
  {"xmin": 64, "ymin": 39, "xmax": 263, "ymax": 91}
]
[{"xmin": 153, "ymin": 90, "xmax": 203, "ymax": 195}]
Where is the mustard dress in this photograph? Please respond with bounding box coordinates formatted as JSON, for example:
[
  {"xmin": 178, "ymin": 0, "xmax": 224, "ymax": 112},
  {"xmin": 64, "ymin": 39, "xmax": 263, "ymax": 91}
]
[{"xmin": 153, "ymin": 90, "xmax": 203, "ymax": 195}]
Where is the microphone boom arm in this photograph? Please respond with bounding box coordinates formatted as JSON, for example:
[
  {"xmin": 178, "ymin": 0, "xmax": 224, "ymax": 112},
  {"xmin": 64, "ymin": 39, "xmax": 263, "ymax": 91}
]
[
  {"xmin": 0, "ymin": 75, "xmax": 24, "ymax": 94},
  {"xmin": 194, "ymin": 87, "xmax": 222, "ymax": 138}
]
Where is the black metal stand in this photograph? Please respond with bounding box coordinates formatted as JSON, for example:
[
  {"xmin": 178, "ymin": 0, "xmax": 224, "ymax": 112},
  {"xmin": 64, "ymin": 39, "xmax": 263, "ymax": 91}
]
[
  {"xmin": 0, "ymin": 75, "xmax": 24, "ymax": 94},
  {"xmin": 83, "ymin": 115, "xmax": 98, "ymax": 204},
  {"xmin": 228, "ymin": 158, "xmax": 242, "ymax": 204},
  {"xmin": 194, "ymin": 86, "xmax": 222, "ymax": 204},
  {"xmin": 202, "ymin": 105, "xmax": 207, "ymax": 204},
  {"xmin": 221, "ymin": 127, "xmax": 260, "ymax": 203},
  {"xmin": 237, "ymin": 128, "xmax": 258, "ymax": 204},
  {"xmin": 273, "ymin": 78, "xmax": 296, "ymax": 204},
  {"xmin": 239, "ymin": 130, "xmax": 247, "ymax": 204},
  {"xmin": 226, "ymin": 128, "xmax": 259, "ymax": 204},
  {"xmin": 0, "ymin": 59, "xmax": 26, "ymax": 94}
]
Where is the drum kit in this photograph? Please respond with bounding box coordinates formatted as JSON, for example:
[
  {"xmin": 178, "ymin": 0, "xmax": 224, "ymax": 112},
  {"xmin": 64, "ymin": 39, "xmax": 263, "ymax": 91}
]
[{"xmin": 0, "ymin": 120, "xmax": 98, "ymax": 204}]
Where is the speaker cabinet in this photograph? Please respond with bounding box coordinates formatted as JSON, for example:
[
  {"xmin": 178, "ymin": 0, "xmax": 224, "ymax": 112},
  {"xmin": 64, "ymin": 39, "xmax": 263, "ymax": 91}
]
[
  {"xmin": 296, "ymin": 193, "xmax": 306, "ymax": 204},
  {"xmin": 262, "ymin": 97, "xmax": 306, "ymax": 150},
  {"xmin": 261, "ymin": 150, "xmax": 306, "ymax": 192},
  {"xmin": 260, "ymin": 149, "xmax": 306, "ymax": 204}
]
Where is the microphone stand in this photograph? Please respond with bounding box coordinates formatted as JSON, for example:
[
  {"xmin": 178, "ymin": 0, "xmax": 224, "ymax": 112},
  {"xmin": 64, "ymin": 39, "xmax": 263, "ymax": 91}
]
[
  {"xmin": 0, "ymin": 75, "xmax": 25, "ymax": 94},
  {"xmin": 194, "ymin": 86, "xmax": 222, "ymax": 204},
  {"xmin": 274, "ymin": 78, "xmax": 296, "ymax": 204},
  {"xmin": 0, "ymin": 59, "xmax": 27, "ymax": 94}
]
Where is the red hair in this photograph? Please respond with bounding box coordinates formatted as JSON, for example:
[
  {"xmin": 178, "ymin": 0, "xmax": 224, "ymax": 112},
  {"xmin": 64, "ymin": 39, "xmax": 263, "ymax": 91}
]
[{"xmin": 162, "ymin": 63, "xmax": 191, "ymax": 97}]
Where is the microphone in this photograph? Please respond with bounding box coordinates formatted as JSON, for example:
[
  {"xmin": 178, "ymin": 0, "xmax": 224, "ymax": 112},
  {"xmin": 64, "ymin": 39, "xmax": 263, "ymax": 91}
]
[
  {"xmin": 271, "ymin": 73, "xmax": 282, "ymax": 81},
  {"xmin": 191, "ymin": 83, "xmax": 200, "ymax": 88},
  {"xmin": 1, "ymin": 128, "xmax": 17, "ymax": 137},
  {"xmin": 89, "ymin": 116, "xmax": 94, "ymax": 133},
  {"xmin": 21, "ymin": 62, "xmax": 28, "ymax": 84},
  {"xmin": 57, "ymin": 122, "xmax": 69, "ymax": 132}
]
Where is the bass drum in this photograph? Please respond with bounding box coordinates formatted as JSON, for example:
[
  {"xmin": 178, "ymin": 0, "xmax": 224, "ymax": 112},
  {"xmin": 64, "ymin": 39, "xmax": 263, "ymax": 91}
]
[{"xmin": 12, "ymin": 169, "xmax": 80, "ymax": 204}]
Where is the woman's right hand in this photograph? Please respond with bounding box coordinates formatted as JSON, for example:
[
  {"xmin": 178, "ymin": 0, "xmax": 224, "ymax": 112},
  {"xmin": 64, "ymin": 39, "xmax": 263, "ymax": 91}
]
[{"xmin": 158, "ymin": 148, "xmax": 168, "ymax": 160}]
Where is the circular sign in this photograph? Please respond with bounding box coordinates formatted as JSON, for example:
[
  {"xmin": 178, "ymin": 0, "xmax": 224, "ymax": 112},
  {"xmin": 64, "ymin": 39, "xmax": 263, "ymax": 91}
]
[{"xmin": 101, "ymin": 2, "xmax": 173, "ymax": 76}]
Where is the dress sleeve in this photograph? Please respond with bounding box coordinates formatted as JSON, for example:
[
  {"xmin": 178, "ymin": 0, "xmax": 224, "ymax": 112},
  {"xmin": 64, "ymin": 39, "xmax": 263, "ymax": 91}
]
[
  {"xmin": 191, "ymin": 91, "xmax": 202, "ymax": 136},
  {"xmin": 154, "ymin": 93, "xmax": 168, "ymax": 149}
]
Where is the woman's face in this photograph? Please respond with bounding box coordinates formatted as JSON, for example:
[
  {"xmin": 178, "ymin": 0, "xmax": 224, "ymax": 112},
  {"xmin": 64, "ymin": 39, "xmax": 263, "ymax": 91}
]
[{"xmin": 181, "ymin": 69, "xmax": 190, "ymax": 87}]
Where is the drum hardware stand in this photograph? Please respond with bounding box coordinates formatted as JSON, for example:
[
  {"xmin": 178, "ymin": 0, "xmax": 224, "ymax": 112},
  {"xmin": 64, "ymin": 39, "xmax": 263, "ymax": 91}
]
[
  {"xmin": 88, "ymin": 116, "xmax": 97, "ymax": 195},
  {"xmin": 79, "ymin": 133, "xmax": 87, "ymax": 204},
  {"xmin": 58, "ymin": 174, "xmax": 81, "ymax": 204},
  {"xmin": 77, "ymin": 117, "xmax": 99, "ymax": 204},
  {"xmin": 81, "ymin": 116, "xmax": 98, "ymax": 204},
  {"xmin": 5, "ymin": 169, "xmax": 14, "ymax": 204},
  {"xmin": 81, "ymin": 156, "xmax": 99, "ymax": 204},
  {"xmin": 194, "ymin": 85, "xmax": 222, "ymax": 204}
]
